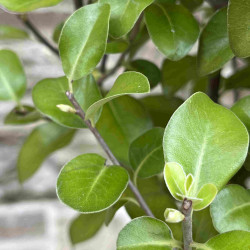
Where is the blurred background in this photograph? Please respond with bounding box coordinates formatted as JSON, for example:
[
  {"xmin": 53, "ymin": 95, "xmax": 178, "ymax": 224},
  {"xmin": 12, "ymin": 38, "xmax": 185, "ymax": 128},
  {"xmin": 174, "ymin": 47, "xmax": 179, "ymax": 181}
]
[{"xmin": 0, "ymin": 0, "xmax": 249, "ymax": 249}]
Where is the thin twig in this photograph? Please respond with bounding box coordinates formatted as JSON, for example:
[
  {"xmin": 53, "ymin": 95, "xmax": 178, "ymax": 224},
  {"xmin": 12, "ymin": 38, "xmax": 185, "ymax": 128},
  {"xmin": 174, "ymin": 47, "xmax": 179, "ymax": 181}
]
[
  {"xmin": 66, "ymin": 91, "xmax": 154, "ymax": 217},
  {"xmin": 100, "ymin": 54, "xmax": 108, "ymax": 74},
  {"xmin": 181, "ymin": 199, "xmax": 193, "ymax": 250},
  {"xmin": 232, "ymin": 57, "xmax": 239, "ymax": 102},
  {"xmin": 18, "ymin": 15, "xmax": 59, "ymax": 56},
  {"xmin": 73, "ymin": 0, "xmax": 83, "ymax": 9},
  {"xmin": 208, "ymin": 71, "xmax": 221, "ymax": 103}
]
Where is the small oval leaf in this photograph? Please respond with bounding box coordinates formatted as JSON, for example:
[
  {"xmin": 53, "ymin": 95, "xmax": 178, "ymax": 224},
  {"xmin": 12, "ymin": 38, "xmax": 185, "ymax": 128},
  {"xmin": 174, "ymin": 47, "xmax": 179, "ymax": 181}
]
[
  {"xmin": 164, "ymin": 208, "xmax": 185, "ymax": 223},
  {"xmin": 0, "ymin": 25, "xmax": 29, "ymax": 39}
]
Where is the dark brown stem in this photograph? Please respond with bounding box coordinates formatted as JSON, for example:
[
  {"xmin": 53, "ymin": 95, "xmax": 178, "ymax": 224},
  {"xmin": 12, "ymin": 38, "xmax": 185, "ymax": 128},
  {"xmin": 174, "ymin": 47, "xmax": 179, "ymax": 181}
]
[
  {"xmin": 65, "ymin": 91, "xmax": 154, "ymax": 218},
  {"xmin": 73, "ymin": 0, "xmax": 83, "ymax": 9},
  {"xmin": 232, "ymin": 57, "xmax": 239, "ymax": 102},
  {"xmin": 100, "ymin": 54, "xmax": 108, "ymax": 74},
  {"xmin": 208, "ymin": 71, "xmax": 221, "ymax": 103},
  {"xmin": 205, "ymin": 0, "xmax": 228, "ymax": 10},
  {"xmin": 181, "ymin": 199, "xmax": 193, "ymax": 250},
  {"xmin": 18, "ymin": 15, "xmax": 59, "ymax": 56}
]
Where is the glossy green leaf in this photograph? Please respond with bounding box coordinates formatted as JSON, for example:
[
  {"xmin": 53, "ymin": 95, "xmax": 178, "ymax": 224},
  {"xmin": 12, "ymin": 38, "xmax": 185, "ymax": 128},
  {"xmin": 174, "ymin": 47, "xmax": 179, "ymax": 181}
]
[
  {"xmin": 164, "ymin": 208, "xmax": 185, "ymax": 223},
  {"xmin": 161, "ymin": 56, "xmax": 197, "ymax": 95},
  {"xmin": 224, "ymin": 66, "xmax": 250, "ymax": 90},
  {"xmin": 163, "ymin": 92, "xmax": 249, "ymax": 197},
  {"xmin": 97, "ymin": 96, "xmax": 153, "ymax": 165},
  {"xmin": 129, "ymin": 127, "xmax": 164, "ymax": 180},
  {"xmin": 0, "ymin": 0, "xmax": 63, "ymax": 12},
  {"xmin": 117, "ymin": 217, "xmax": 181, "ymax": 250},
  {"xmin": 59, "ymin": 3, "xmax": 110, "ymax": 81},
  {"xmin": 18, "ymin": 122, "xmax": 75, "ymax": 183},
  {"xmin": 145, "ymin": 3, "xmax": 199, "ymax": 60},
  {"xmin": 128, "ymin": 60, "xmax": 161, "ymax": 89},
  {"xmin": 140, "ymin": 95, "xmax": 183, "ymax": 127},
  {"xmin": 193, "ymin": 231, "xmax": 250, "ymax": 250},
  {"xmin": 193, "ymin": 183, "xmax": 217, "ymax": 211},
  {"xmin": 198, "ymin": 8, "xmax": 234, "ymax": 76},
  {"xmin": 231, "ymin": 95, "xmax": 250, "ymax": 131},
  {"xmin": 32, "ymin": 75, "xmax": 102, "ymax": 128},
  {"xmin": 52, "ymin": 22, "xmax": 64, "ymax": 44},
  {"xmin": 70, "ymin": 211, "xmax": 106, "ymax": 244},
  {"xmin": 57, "ymin": 154, "xmax": 129, "ymax": 213},
  {"xmin": 106, "ymin": 40, "xmax": 129, "ymax": 54},
  {"xmin": 0, "ymin": 25, "xmax": 29, "ymax": 39},
  {"xmin": 4, "ymin": 105, "xmax": 41, "ymax": 125},
  {"xmin": 210, "ymin": 184, "xmax": 250, "ymax": 233},
  {"xmin": 0, "ymin": 49, "xmax": 26, "ymax": 102},
  {"xmin": 99, "ymin": 0, "xmax": 153, "ymax": 38},
  {"xmin": 85, "ymin": 72, "xmax": 150, "ymax": 123},
  {"xmin": 180, "ymin": 0, "xmax": 203, "ymax": 11},
  {"xmin": 228, "ymin": 0, "xmax": 250, "ymax": 58},
  {"xmin": 192, "ymin": 207, "xmax": 218, "ymax": 243}
]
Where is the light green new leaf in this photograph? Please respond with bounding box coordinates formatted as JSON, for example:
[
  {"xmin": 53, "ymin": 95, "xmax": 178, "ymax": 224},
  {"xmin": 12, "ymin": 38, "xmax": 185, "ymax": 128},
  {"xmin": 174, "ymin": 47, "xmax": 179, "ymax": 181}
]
[
  {"xmin": 0, "ymin": 25, "xmax": 29, "ymax": 39},
  {"xmin": 161, "ymin": 56, "xmax": 197, "ymax": 95},
  {"xmin": 57, "ymin": 154, "xmax": 129, "ymax": 213},
  {"xmin": 140, "ymin": 95, "xmax": 183, "ymax": 127},
  {"xmin": 117, "ymin": 217, "xmax": 181, "ymax": 250},
  {"xmin": 192, "ymin": 183, "xmax": 217, "ymax": 211},
  {"xmin": 185, "ymin": 174, "xmax": 194, "ymax": 194},
  {"xmin": 164, "ymin": 208, "xmax": 185, "ymax": 223},
  {"xmin": 59, "ymin": 3, "xmax": 110, "ymax": 81},
  {"xmin": 18, "ymin": 122, "xmax": 75, "ymax": 183},
  {"xmin": 0, "ymin": 50, "xmax": 26, "ymax": 102},
  {"xmin": 85, "ymin": 72, "xmax": 150, "ymax": 122},
  {"xmin": 228, "ymin": 0, "xmax": 250, "ymax": 58},
  {"xmin": 4, "ymin": 105, "xmax": 41, "ymax": 125},
  {"xmin": 106, "ymin": 40, "xmax": 129, "ymax": 54},
  {"xmin": 128, "ymin": 59, "xmax": 161, "ymax": 89},
  {"xmin": 96, "ymin": 96, "xmax": 153, "ymax": 165},
  {"xmin": 129, "ymin": 127, "xmax": 164, "ymax": 180},
  {"xmin": 70, "ymin": 211, "xmax": 106, "ymax": 244},
  {"xmin": 210, "ymin": 185, "xmax": 250, "ymax": 233},
  {"xmin": 32, "ymin": 75, "xmax": 102, "ymax": 128},
  {"xmin": 145, "ymin": 3, "xmax": 199, "ymax": 60},
  {"xmin": 193, "ymin": 231, "xmax": 250, "ymax": 250},
  {"xmin": 198, "ymin": 8, "xmax": 234, "ymax": 76},
  {"xmin": 231, "ymin": 95, "xmax": 250, "ymax": 132},
  {"xmin": 0, "ymin": 0, "xmax": 63, "ymax": 12},
  {"xmin": 164, "ymin": 162, "xmax": 186, "ymax": 200},
  {"xmin": 163, "ymin": 92, "xmax": 249, "ymax": 196},
  {"xmin": 99, "ymin": 0, "xmax": 153, "ymax": 38}
]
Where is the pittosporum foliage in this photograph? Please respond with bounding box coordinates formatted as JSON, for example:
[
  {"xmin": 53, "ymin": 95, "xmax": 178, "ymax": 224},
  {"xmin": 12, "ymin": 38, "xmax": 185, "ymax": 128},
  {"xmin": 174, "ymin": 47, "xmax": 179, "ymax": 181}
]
[{"xmin": 0, "ymin": 0, "xmax": 250, "ymax": 249}]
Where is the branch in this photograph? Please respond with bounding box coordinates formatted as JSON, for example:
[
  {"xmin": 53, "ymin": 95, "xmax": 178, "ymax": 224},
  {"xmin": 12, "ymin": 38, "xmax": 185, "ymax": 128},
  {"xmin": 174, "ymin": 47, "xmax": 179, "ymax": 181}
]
[
  {"xmin": 18, "ymin": 15, "xmax": 59, "ymax": 56},
  {"xmin": 66, "ymin": 91, "xmax": 154, "ymax": 218},
  {"xmin": 208, "ymin": 71, "xmax": 221, "ymax": 103},
  {"xmin": 181, "ymin": 199, "xmax": 193, "ymax": 250},
  {"xmin": 73, "ymin": 0, "xmax": 83, "ymax": 9}
]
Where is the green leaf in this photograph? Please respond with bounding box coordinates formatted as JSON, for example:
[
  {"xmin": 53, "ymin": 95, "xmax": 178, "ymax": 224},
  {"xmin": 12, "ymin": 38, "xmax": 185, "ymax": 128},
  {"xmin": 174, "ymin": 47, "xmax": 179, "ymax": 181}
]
[
  {"xmin": 228, "ymin": 0, "xmax": 250, "ymax": 58},
  {"xmin": 161, "ymin": 56, "xmax": 197, "ymax": 95},
  {"xmin": 210, "ymin": 184, "xmax": 250, "ymax": 233},
  {"xmin": 70, "ymin": 212, "xmax": 106, "ymax": 244},
  {"xmin": 164, "ymin": 162, "xmax": 186, "ymax": 200},
  {"xmin": 32, "ymin": 75, "xmax": 102, "ymax": 128},
  {"xmin": 192, "ymin": 207, "xmax": 218, "ymax": 243},
  {"xmin": 163, "ymin": 92, "xmax": 249, "ymax": 196},
  {"xmin": 140, "ymin": 95, "xmax": 183, "ymax": 127},
  {"xmin": 59, "ymin": 3, "xmax": 110, "ymax": 81},
  {"xmin": 0, "ymin": 0, "xmax": 63, "ymax": 12},
  {"xmin": 180, "ymin": 0, "xmax": 203, "ymax": 11},
  {"xmin": 18, "ymin": 122, "xmax": 75, "ymax": 183},
  {"xmin": 96, "ymin": 96, "xmax": 153, "ymax": 165},
  {"xmin": 193, "ymin": 231, "xmax": 250, "ymax": 250},
  {"xmin": 0, "ymin": 25, "xmax": 29, "ymax": 39},
  {"xmin": 185, "ymin": 174, "xmax": 194, "ymax": 194},
  {"xmin": 56, "ymin": 153, "xmax": 129, "ymax": 213},
  {"xmin": 197, "ymin": 8, "xmax": 234, "ymax": 76},
  {"xmin": 85, "ymin": 72, "xmax": 150, "ymax": 123},
  {"xmin": 4, "ymin": 105, "xmax": 41, "ymax": 125},
  {"xmin": 129, "ymin": 127, "xmax": 164, "ymax": 181},
  {"xmin": 52, "ymin": 22, "xmax": 64, "ymax": 44},
  {"xmin": 99, "ymin": 0, "xmax": 153, "ymax": 38},
  {"xmin": 231, "ymin": 95, "xmax": 250, "ymax": 132},
  {"xmin": 192, "ymin": 183, "xmax": 217, "ymax": 211},
  {"xmin": 145, "ymin": 3, "xmax": 199, "ymax": 61},
  {"xmin": 164, "ymin": 208, "xmax": 185, "ymax": 223},
  {"xmin": 0, "ymin": 49, "xmax": 26, "ymax": 102},
  {"xmin": 128, "ymin": 60, "xmax": 161, "ymax": 89},
  {"xmin": 223, "ymin": 66, "xmax": 250, "ymax": 90},
  {"xmin": 106, "ymin": 40, "xmax": 129, "ymax": 54},
  {"xmin": 117, "ymin": 217, "xmax": 181, "ymax": 250}
]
